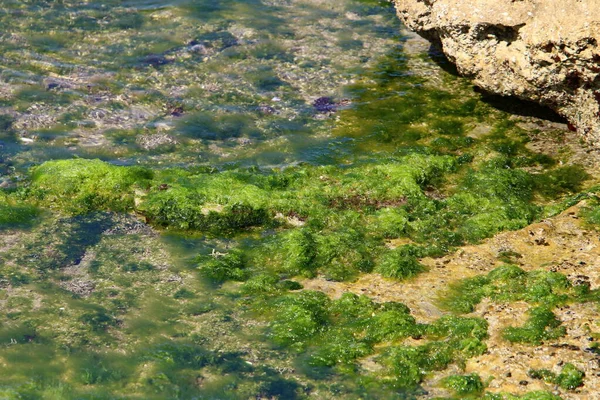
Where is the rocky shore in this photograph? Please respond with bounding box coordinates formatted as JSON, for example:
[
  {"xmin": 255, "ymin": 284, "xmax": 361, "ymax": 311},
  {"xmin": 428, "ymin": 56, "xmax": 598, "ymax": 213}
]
[{"xmin": 395, "ymin": 0, "xmax": 600, "ymax": 144}]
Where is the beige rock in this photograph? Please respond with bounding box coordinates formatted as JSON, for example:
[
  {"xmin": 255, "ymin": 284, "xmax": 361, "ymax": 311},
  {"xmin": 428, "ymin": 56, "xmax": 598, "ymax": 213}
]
[{"xmin": 395, "ymin": 0, "xmax": 600, "ymax": 144}]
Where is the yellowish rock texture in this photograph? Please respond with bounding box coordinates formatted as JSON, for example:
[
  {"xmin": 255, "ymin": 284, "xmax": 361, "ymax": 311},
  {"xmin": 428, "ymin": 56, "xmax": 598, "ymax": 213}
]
[{"xmin": 395, "ymin": 0, "xmax": 600, "ymax": 144}]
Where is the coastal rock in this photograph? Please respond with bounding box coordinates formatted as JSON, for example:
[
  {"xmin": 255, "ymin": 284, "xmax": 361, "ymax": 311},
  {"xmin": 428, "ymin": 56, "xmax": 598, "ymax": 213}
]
[{"xmin": 394, "ymin": 0, "xmax": 600, "ymax": 143}]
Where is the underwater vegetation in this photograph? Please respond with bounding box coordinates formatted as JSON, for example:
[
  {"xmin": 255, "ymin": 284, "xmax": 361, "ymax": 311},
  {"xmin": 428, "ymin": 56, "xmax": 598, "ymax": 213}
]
[
  {"xmin": 1, "ymin": 0, "xmax": 599, "ymax": 398},
  {"xmin": 264, "ymin": 291, "xmax": 488, "ymax": 384},
  {"xmin": 0, "ymin": 193, "xmax": 40, "ymax": 229},
  {"xmin": 2, "ymin": 149, "xmax": 586, "ymax": 397}
]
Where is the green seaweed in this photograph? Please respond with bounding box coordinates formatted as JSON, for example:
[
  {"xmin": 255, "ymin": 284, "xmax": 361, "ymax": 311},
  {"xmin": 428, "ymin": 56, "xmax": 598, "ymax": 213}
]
[
  {"xmin": 0, "ymin": 194, "xmax": 41, "ymax": 229},
  {"xmin": 555, "ymin": 363, "xmax": 585, "ymax": 391},
  {"xmin": 441, "ymin": 265, "xmax": 592, "ymax": 314},
  {"xmin": 30, "ymin": 159, "xmax": 153, "ymax": 213},
  {"xmin": 375, "ymin": 245, "xmax": 426, "ymax": 279},
  {"xmin": 441, "ymin": 373, "xmax": 484, "ymax": 396},
  {"xmin": 269, "ymin": 290, "xmax": 330, "ymax": 348},
  {"xmin": 503, "ymin": 306, "xmax": 566, "ymax": 345},
  {"xmin": 198, "ymin": 248, "xmax": 249, "ymax": 283},
  {"xmin": 529, "ymin": 363, "xmax": 585, "ymax": 391},
  {"xmin": 0, "ymin": 0, "xmax": 597, "ymax": 397}
]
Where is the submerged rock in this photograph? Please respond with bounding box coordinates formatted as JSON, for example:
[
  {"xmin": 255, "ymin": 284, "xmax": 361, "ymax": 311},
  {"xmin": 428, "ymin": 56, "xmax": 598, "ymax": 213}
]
[
  {"xmin": 137, "ymin": 132, "xmax": 177, "ymax": 151},
  {"xmin": 395, "ymin": 0, "xmax": 600, "ymax": 144},
  {"xmin": 140, "ymin": 54, "xmax": 171, "ymax": 67},
  {"xmin": 313, "ymin": 96, "xmax": 337, "ymax": 113}
]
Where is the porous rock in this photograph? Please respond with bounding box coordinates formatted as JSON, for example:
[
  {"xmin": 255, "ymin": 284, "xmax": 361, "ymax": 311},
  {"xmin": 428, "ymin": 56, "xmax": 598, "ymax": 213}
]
[{"xmin": 394, "ymin": 0, "xmax": 600, "ymax": 143}]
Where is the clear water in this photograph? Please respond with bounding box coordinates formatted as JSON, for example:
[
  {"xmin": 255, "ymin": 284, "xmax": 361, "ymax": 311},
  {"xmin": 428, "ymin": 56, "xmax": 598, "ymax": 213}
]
[
  {"xmin": 0, "ymin": 0, "xmax": 594, "ymax": 399},
  {"xmin": 0, "ymin": 0, "xmax": 405, "ymax": 172}
]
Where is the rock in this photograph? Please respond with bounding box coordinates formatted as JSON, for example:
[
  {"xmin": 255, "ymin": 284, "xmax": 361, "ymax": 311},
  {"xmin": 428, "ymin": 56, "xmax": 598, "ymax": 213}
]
[
  {"xmin": 141, "ymin": 54, "xmax": 171, "ymax": 67},
  {"xmin": 189, "ymin": 43, "xmax": 210, "ymax": 55},
  {"xmin": 61, "ymin": 279, "xmax": 96, "ymax": 297},
  {"xmin": 313, "ymin": 96, "xmax": 337, "ymax": 113},
  {"xmin": 394, "ymin": 0, "xmax": 600, "ymax": 144}
]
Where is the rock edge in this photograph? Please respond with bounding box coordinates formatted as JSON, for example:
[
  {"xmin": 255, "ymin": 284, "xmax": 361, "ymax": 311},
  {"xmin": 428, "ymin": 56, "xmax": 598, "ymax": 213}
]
[{"xmin": 394, "ymin": 0, "xmax": 600, "ymax": 143}]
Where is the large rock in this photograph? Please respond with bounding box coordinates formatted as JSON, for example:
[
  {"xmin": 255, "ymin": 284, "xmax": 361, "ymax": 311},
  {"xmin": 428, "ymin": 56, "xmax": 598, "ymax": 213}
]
[{"xmin": 395, "ymin": 0, "xmax": 600, "ymax": 143}]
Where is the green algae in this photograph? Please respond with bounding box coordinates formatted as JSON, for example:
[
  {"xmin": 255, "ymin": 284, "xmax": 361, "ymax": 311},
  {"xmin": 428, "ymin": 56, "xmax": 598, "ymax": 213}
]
[
  {"xmin": 30, "ymin": 159, "xmax": 153, "ymax": 213},
  {"xmin": 375, "ymin": 245, "xmax": 427, "ymax": 279},
  {"xmin": 503, "ymin": 306, "xmax": 567, "ymax": 345},
  {"xmin": 19, "ymin": 133, "xmax": 585, "ymax": 288},
  {"xmin": 0, "ymin": 0, "xmax": 597, "ymax": 398},
  {"xmin": 441, "ymin": 373, "xmax": 485, "ymax": 396},
  {"xmin": 441, "ymin": 264, "xmax": 598, "ymax": 314},
  {"xmin": 262, "ymin": 291, "xmax": 487, "ymax": 391},
  {"xmin": 198, "ymin": 248, "xmax": 249, "ymax": 283},
  {"xmin": 479, "ymin": 392, "xmax": 563, "ymax": 400},
  {"xmin": 0, "ymin": 194, "xmax": 40, "ymax": 229},
  {"xmin": 579, "ymin": 195, "xmax": 600, "ymax": 226},
  {"xmin": 529, "ymin": 363, "xmax": 585, "ymax": 391}
]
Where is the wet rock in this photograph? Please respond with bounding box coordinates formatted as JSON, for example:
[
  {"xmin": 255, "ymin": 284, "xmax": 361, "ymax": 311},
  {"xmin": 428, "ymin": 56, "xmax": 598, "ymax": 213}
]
[
  {"xmin": 61, "ymin": 279, "xmax": 96, "ymax": 297},
  {"xmin": 141, "ymin": 54, "xmax": 171, "ymax": 67},
  {"xmin": 104, "ymin": 215, "xmax": 155, "ymax": 236},
  {"xmin": 137, "ymin": 133, "xmax": 178, "ymax": 151},
  {"xmin": 235, "ymin": 137, "xmax": 252, "ymax": 146},
  {"xmin": 395, "ymin": 0, "xmax": 600, "ymax": 145},
  {"xmin": 313, "ymin": 96, "xmax": 337, "ymax": 113},
  {"xmin": 168, "ymin": 104, "xmax": 184, "ymax": 117},
  {"xmin": 257, "ymin": 105, "xmax": 277, "ymax": 115},
  {"xmin": 44, "ymin": 79, "xmax": 72, "ymax": 91},
  {"xmin": 166, "ymin": 274, "xmax": 183, "ymax": 283},
  {"xmin": 0, "ymin": 179, "xmax": 16, "ymax": 189},
  {"xmin": 551, "ymin": 343, "xmax": 581, "ymax": 351},
  {"xmin": 190, "ymin": 43, "xmax": 210, "ymax": 55}
]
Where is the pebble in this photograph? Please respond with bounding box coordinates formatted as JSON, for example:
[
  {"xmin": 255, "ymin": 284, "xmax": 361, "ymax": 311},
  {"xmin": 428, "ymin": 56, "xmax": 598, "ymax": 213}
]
[
  {"xmin": 141, "ymin": 54, "xmax": 170, "ymax": 67},
  {"xmin": 313, "ymin": 96, "xmax": 336, "ymax": 112},
  {"xmin": 190, "ymin": 44, "xmax": 209, "ymax": 55}
]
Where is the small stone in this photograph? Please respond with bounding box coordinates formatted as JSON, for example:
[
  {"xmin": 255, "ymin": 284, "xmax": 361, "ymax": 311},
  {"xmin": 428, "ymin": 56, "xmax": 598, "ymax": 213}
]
[
  {"xmin": 313, "ymin": 96, "xmax": 336, "ymax": 113},
  {"xmin": 257, "ymin": 105, "xmax": 276, "ymax": 114},
  {"xmin": 190, "ymin": 44, "xmax": 209, "ymax": 55},
  {"xmin": 168, "ymin": 105, "xmax": 184, "ymax": 117},
  {"xmin": 141, "ymin": 54, "xmax": 170, "ymax": 67}
]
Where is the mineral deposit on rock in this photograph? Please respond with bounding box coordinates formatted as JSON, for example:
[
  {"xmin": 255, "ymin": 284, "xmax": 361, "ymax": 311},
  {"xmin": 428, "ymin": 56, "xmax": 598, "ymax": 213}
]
[{"xmin": 395, "ymin": 0, "xmax": 600, "ymax": 143}]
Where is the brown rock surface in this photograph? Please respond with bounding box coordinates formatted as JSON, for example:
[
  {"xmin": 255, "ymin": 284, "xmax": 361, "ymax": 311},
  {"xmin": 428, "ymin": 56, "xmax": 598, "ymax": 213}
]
[{"xmin": 394, "ymin": 0, "xmax": 600, "ymax": 144}]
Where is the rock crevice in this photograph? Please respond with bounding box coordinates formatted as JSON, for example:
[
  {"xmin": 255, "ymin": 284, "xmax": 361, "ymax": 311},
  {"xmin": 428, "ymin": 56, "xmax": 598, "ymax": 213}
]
[{"xmin": 395, "ymin": 0, "xmax": 600, "ymax": 142}]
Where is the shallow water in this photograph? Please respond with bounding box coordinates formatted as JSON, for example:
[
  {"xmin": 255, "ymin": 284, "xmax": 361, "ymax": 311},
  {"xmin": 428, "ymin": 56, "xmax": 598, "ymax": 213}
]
[
  {"xmin": 0, "ymin": 1, "xmax": 598, "ymax": 399},
  {"xmin": 0, "ymin": 0, "xmax": 406, "ymax": 172}
]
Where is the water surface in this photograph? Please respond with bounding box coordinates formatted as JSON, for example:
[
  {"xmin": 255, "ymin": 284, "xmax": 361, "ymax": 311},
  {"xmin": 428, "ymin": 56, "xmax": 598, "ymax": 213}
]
[{"xmin": 0, "ymin": 1, "xmax": 595, "ymax": 399}]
